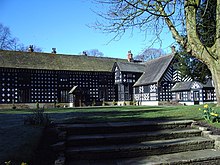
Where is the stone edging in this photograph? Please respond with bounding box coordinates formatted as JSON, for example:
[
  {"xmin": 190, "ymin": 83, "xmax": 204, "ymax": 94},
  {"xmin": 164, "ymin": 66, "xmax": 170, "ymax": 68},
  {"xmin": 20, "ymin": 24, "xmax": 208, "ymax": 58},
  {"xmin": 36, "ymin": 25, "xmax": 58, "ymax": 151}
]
[{"xmin": 191, "ymin": 121, "xmax": 220, "ymax": 149}]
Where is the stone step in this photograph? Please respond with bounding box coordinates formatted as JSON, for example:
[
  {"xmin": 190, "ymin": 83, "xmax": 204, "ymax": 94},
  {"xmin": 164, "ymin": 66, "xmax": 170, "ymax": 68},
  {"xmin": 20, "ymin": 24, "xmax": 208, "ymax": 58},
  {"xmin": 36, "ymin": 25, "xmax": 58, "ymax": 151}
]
[
  {"xmin": 58, "ymin": 120, "xmax": 194, "ymax": 135},
  {"xmin": 66, "ymin": 136, "xmax": 214, "ymax": 160},
  {"xmin": 66, "ymin": 149, "xmax": 220, "ymax": 165},
  {"xmin": 67, "ymin": 128, "xmax": 201, "ymax": 146}
]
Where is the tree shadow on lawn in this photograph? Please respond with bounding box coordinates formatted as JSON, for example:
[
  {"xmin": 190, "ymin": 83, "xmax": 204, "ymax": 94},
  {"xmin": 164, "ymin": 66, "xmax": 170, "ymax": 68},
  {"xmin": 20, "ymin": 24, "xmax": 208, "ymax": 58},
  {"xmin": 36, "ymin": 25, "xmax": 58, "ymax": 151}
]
[
  {"xmin": 51, "ymin": 108, "xmax": 171, "ymax": 123},
  {"xmin": 53, "ymin": 111, "xmax": 186, "ymax": 124}
]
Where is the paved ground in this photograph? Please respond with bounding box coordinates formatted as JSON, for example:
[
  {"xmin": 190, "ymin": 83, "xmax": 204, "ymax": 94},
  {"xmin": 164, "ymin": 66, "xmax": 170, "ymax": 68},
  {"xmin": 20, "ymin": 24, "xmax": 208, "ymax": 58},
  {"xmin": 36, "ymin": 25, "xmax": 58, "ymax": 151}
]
[{"xmin": 67, "ymin": 149, "xmax": 220, "ymax": 165}]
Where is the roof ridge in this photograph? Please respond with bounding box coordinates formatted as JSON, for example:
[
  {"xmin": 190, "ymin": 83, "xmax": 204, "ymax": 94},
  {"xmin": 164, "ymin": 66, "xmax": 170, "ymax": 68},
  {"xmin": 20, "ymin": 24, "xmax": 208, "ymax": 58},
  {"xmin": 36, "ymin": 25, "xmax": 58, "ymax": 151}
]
[
  {"xmin": 0, "ymin": 50, "xmax": 127, "ymax": 72},
  {"xmin": 133, "ymin": 53, "xmax": 175, "ymax": 87},
  {"xmin": 144, "ymin": 53, "xmax": 174, "ymax": 64},
  {"xmin": 0, "ymin": 50, "xmax": 125, "ymax": 60},
  {"xmin": 117, "ymin": 61, "xmax": 146, "ymax": 65}
]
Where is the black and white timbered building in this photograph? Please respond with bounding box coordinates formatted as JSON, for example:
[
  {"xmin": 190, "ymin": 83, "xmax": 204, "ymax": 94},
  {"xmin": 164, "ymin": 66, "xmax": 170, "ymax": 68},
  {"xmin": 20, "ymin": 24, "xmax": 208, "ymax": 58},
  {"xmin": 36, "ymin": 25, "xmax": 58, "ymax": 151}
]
[
  {"xmin": 112, "ymin": 51, "xmax": 145, "ymax": 105},
  {"xmin": 113, "ymin": 52, "xmax": 216, "ymax": 105},
  {"xmin": 0, "ymin": 50, "xmax": 216, "ymax": 108},
  {"xmin": 0, "ymin": 50, "xmax": 126, "ymax": 108},
  {"xmin": 171, "ymin": 80, "xmax": 216, "ymax": 105},
  {"xmin": 133, "ymin": 54, "xmax": 178, "ymax": 105}
]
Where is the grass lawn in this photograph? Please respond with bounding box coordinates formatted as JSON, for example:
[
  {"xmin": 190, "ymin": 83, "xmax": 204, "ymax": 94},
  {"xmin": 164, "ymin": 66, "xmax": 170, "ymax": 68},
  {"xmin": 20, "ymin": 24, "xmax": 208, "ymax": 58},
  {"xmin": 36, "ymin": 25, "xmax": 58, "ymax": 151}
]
[
  {"xmin": 48, "ymin": 104, "xmax": 218, "ymax": 124},
  {"xmin": 0, "ymin": 104, "xmax": 220, "ymax": 164}
]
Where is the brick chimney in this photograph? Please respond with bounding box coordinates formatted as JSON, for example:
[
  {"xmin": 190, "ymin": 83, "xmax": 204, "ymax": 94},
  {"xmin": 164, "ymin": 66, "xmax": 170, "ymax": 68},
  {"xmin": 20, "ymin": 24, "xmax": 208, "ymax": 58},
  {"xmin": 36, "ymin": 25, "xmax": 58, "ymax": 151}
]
[
  {"xmin": 52, "ymin": 48, "xmax": 57, "ymax": 54},
  {"xmin": 28, "ymin": 45, "xmax": 34, "ymax": 52},
  {"xmin": 127, "ymin": 50, "xmax": 133, "ymax": 62},
  {"xmin": 82, "ymin": 51, "xmax": 87, "ymax": 56}
]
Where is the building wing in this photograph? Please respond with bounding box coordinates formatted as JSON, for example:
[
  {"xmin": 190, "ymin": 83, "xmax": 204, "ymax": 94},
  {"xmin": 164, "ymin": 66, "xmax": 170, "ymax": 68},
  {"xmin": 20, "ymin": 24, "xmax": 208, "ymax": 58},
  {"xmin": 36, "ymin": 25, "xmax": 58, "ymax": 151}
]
[
  {"xmin": 171, "ymin": 80, "xmax": 214, "ymax": 92},
  {"xmin": 133, "ymin": 54, "xmax": 174, "ymax": 87}
]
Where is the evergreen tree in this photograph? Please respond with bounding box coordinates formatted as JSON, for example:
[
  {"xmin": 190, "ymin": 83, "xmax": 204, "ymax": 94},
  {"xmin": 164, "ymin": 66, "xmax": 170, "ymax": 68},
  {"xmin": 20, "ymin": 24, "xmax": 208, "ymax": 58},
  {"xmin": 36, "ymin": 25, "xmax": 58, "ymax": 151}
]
[{"xmin": 176, "ymin": 48, "xmax": 211, "ymax": 83}]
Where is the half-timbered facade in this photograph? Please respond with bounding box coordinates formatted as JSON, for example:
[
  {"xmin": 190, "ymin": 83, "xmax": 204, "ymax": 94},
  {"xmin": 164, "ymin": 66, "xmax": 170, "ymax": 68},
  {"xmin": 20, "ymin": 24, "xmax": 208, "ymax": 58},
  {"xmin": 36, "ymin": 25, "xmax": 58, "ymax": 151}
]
[
  {"xmin": 112, "ymin": 62, "xmax": 145, "ymax": 104},
  {"xmin": 1, "ymin": 50, "xmax": 216, "ymax": 108},
  {"xmin": 113, "ymin": 52, "xmax": 216, "ymax": 105},
  {"xmin": 0, "ymin": 50, "xmax": 125, "ymax": 108},
  {"xmin": 171, "ymin": 80, "xmax": 216, "ymax": 105},
  {"xmin": 133, "ymin": 54, "xmax": 178, "ymax": 105},
  {"xmin": 112, "ymin": 51, "xmax": 144, "ymax": 105}
]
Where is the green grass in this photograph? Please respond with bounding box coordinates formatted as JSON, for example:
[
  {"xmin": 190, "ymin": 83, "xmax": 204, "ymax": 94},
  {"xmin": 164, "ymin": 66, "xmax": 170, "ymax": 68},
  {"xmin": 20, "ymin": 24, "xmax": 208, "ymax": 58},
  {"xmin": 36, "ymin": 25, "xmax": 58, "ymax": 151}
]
[
  {"xmin": 0, "ymin": 104, "xmax": 220, "ymax": 164},
  {"xmin": 0, "ymin": 105, "xmax": 210, "ymax": 122},
  {"xmin": 49, "ymin": 105, "xmax": 205, "ymax": 123}
]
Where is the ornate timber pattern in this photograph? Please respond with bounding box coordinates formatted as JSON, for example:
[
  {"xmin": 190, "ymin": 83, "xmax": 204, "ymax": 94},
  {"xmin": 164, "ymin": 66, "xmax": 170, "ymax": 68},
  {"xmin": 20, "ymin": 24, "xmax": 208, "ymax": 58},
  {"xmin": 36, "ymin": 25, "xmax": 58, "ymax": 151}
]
[
  {"xmin": 0, "ymin": 50, "xmax": 216, "ymax": 106},
  {"xmin": 130, "ymin": 54, "xmax": 215, "ymax": 105},
  {"xmin": 113, "ymin": 62, "xmax": 144, "ymax": 102},
  {"xmin": 0, "ymin": 67, "xmax": 114, "ymax": 104},
  {"xmin": 0, "ymin": 50, "xmax": 126, "ymax": 105},
  {"xmin": 132, "ymin": 55, "xmax": 175, "ymax": 105}
]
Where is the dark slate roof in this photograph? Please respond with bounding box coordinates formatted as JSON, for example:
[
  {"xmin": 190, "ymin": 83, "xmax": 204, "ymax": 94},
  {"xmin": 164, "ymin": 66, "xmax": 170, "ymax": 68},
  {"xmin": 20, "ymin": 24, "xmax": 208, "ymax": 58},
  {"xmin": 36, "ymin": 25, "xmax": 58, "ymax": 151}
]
[
  {"xmin": 0, "ymin": 50, "xmax": 126, "ymax": 72},
  {"xmin": 171, "ymin": 80, "xmax": 214, "ymax": 92},
  {"xmin": 133, "ymin": 54, "xmax": 174, "ymax": 86},
  {"xmin": 171, "ymin": 81, "xmax": 195, "ymax": 92},
  {"xmin": 115, "ymin": 62, "xmax": 146, "ymax": 73}
]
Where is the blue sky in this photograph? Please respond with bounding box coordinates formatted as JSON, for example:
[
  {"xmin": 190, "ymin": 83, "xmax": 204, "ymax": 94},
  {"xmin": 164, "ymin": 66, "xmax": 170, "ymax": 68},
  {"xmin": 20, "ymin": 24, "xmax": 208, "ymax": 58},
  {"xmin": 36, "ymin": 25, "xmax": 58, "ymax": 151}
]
[{"xmin": 0, "ymin": 0, "xmax": 175, "ymax": 59}]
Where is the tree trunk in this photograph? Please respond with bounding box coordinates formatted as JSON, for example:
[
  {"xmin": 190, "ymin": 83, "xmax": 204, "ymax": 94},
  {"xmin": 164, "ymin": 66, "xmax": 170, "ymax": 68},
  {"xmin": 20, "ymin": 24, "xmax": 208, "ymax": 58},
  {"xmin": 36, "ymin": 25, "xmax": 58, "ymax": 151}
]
[
  {"xmin": 209, "ymin": 62, "xmax": 220, "ymax": 105},
  {"xmin": 182, "ymin": 0, "xmax": 220, "ymax": 105}
]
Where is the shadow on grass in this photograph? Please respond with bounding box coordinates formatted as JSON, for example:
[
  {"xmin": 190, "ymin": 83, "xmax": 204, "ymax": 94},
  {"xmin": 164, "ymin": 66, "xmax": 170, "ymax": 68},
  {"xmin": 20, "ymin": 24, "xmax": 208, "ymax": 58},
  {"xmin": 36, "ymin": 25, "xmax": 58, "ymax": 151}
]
[{"xmin": 55, "ymin": 111, "xmax": 185, "ymax": 124}]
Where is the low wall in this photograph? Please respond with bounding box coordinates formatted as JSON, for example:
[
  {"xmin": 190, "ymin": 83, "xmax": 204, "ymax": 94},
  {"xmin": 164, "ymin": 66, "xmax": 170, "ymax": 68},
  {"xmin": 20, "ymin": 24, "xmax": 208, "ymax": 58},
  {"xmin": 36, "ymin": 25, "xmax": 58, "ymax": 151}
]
[{"xmin": 0, "ymin": 103, "xmax": 68, "ymax": 109}]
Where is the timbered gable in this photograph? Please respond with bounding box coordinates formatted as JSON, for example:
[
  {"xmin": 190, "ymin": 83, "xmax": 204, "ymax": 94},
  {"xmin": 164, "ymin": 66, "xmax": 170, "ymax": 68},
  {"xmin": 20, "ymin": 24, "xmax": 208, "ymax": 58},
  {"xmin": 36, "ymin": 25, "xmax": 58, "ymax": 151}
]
[
  {"xmin": 113, "ymin": 63, "xmax": 122, "ymax": 84},
  {"xmin": 133, "ymin": 54, "xmax": 174, "ymax": 87},
  {"xmin": 133, "ymin": 54, "xmax": 175, "ymax": 105},
  {"xmin": 158, "ymin": 61, "xmax": 180, "ymax": 102},
  {"xmin": 149, "ymin": 55, "xmax": 193, "ymax": 103},
  {"xmin": 112, "ymin": 62, "xmax": 144, "ymax": 102},
  {"xmin": 162, "ymin": 65, "xmax": 174, "ymax": 82},
  {"xmin": 160, "ymin": 59, "xmax": 192, "ymax": 83}
]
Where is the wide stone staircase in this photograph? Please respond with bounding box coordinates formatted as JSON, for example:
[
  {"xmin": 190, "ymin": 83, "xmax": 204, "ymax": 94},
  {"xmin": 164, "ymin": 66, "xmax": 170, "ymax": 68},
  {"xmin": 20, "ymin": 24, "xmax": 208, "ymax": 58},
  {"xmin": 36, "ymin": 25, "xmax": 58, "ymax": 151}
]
[{"xmin": 53, "ymin": 119, "xmax": 220, "ymax": 165}]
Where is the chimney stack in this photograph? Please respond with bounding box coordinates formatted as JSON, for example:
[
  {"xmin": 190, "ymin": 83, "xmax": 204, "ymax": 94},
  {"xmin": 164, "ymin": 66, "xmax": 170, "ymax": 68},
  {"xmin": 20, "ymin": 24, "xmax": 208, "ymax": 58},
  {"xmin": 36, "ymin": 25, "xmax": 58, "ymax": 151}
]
[
  {"xmin": 82, "ymin": 51, "xmax": 87, "ymax": 56},
  {"xmin": 52, "ymin": 48, "xmax": 57, "ymax": 54},
  {"xmin": 127, "ymin": 50, "xmax": 133, "ymax": 62},
  {"xmin": 28, "ymin": 45, "xmax": 34, "ymax": 52}
]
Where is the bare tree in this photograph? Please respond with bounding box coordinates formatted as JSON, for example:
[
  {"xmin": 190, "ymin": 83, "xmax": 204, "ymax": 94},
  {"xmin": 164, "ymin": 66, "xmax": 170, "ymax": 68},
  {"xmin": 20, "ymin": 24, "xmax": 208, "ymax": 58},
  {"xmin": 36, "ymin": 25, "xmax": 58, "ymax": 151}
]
[
  {"xmin": 0, "ymin": 23, "xmax": 17, "ymax": 50},
  {"xmin": 135, "ymin": 48, "xmax": 164, "ymax": 61},
  {"xmin": 0, "ymin": 23, "xmax": 42, "ymax": 52},
  {"xmin": 94, "ymin": 0, "xmax": 220, "ymax": 105}
]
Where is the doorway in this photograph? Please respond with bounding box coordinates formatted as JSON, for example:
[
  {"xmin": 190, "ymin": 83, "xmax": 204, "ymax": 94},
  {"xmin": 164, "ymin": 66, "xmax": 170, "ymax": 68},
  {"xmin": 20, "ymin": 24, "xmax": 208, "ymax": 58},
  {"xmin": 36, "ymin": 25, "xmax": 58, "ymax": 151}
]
[{"xmin": 193, "ymin": 91, "xmax": 199, "ymax": 105}]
